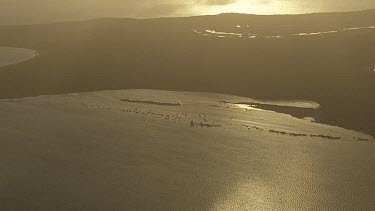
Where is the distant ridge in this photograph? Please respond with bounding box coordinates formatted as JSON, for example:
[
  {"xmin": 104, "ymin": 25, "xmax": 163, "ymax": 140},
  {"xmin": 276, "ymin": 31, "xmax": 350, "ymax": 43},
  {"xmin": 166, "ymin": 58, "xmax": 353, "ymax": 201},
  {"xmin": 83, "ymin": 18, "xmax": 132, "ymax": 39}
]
[
  {"xmin": 0, "ymin": 8, "xmax": 374, "ymax": 136},
  {"xmin": 1, "ymin": 9, "xmax": 375, "ymax": 26}
]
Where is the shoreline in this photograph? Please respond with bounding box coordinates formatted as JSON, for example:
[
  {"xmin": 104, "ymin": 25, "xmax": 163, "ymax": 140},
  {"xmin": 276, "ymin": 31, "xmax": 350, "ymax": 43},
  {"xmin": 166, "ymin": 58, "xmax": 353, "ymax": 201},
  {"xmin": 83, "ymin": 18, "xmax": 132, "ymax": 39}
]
[
  {"xmin": 0, "ymin": 47, "xmax": 37, "ymax": 69},
  {"xmin": 1, "ymin": 89, "xmax": 374, "ymax": 210},
  {"xmin": 0, "ymin": 10, "xmax": 373, "ymax": 138},
  {"xmin": 0, "ymin": 88, "xmax": 372, "ymax": 139}
]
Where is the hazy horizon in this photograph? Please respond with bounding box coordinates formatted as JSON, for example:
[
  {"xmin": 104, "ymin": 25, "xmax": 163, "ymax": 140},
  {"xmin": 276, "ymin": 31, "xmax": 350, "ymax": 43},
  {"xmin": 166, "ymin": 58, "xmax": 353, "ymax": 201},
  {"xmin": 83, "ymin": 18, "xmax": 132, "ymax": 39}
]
[
  {"xmin": 1, "ymin": 2, "xmax": 375, "ymax": 210},
  {"xmin": 1, "ymin": 0, "xmax": 375, "ymax": 25}
]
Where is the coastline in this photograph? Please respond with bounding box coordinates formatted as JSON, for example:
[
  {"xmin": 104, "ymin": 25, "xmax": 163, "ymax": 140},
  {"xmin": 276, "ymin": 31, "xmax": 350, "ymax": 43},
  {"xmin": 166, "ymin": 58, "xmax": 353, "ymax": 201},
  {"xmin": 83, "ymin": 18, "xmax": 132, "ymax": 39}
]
[{"xmin": 0, "ymin": 47, "xmax": 37, "ymax": 69}]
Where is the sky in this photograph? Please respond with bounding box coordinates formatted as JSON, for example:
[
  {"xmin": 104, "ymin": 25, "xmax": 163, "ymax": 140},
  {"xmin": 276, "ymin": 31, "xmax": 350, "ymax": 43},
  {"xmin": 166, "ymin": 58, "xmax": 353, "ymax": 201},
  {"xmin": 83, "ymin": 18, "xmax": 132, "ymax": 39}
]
[{"xmin": 0, "ymin": 0, "xmax": 374, "ymax": 25}]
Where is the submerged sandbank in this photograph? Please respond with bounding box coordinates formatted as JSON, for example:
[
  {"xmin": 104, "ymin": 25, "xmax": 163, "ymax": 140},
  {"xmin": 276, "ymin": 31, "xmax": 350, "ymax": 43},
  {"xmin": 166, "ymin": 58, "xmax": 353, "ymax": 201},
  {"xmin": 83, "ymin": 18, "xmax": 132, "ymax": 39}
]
[
  {"xmin": 0, "ymin": 89, "xmax": 374, "ymax": 210},
  {"xmin": 0, "ymin": 47, "xmax": 37, "ymax": 68}
]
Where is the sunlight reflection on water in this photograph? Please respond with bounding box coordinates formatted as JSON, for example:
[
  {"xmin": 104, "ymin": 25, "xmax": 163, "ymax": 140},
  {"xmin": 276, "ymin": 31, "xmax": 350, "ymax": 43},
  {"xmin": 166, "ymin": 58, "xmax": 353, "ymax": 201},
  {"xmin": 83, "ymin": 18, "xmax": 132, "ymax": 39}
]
[{"xmin": 233, "ymin": 103, "xmax": 264, "ymax": 111}]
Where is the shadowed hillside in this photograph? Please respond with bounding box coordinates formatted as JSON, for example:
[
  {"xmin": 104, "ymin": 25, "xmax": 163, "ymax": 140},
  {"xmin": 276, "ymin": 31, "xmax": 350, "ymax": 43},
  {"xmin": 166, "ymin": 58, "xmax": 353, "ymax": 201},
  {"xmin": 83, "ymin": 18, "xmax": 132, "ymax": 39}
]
[{"xmin": 0, "ymin": 10, "xmax": 374, "ymax": 136}]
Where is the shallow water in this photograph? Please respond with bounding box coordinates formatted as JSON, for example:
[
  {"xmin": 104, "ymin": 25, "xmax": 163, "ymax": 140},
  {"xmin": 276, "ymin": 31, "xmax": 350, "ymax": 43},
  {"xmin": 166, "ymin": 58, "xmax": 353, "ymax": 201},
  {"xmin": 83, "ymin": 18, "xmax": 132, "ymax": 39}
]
[
  {"xmin": 0, "ymin": 47, "xmax": 37, "ymax": 68},
  {"xmin": 0, "ymin": 89, "xmax": 374, "ymax": 210},
  {"xmin": 193, "ymin": 25, "xmax": 375, "ymax": 40},
  {"xmin": 293, "ymin": 31, "xmax": 338, "ymax": 36},
  {"xmin": 205, "ymin": 30, "xmax": 241, "ymax": 36},
  {"xmin": 343, "ymin": 26, "xmax": 375, "ymax": 30}
]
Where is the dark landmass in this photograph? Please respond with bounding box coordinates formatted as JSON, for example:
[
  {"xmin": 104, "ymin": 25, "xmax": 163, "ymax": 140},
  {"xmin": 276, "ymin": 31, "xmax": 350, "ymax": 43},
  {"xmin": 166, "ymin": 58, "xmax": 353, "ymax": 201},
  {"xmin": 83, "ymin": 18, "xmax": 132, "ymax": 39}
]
[{"xmin": 0, "ymin": 10, "xmax": 374, "ymax": 136}]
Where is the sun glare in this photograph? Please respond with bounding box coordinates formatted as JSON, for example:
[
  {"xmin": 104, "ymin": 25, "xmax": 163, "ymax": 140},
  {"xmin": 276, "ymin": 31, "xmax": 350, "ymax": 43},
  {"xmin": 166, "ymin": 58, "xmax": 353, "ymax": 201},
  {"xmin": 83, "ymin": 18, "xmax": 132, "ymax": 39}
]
[{"xmin": 190, "ymin": 0, "xmax": 308, "ymax": 16}]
